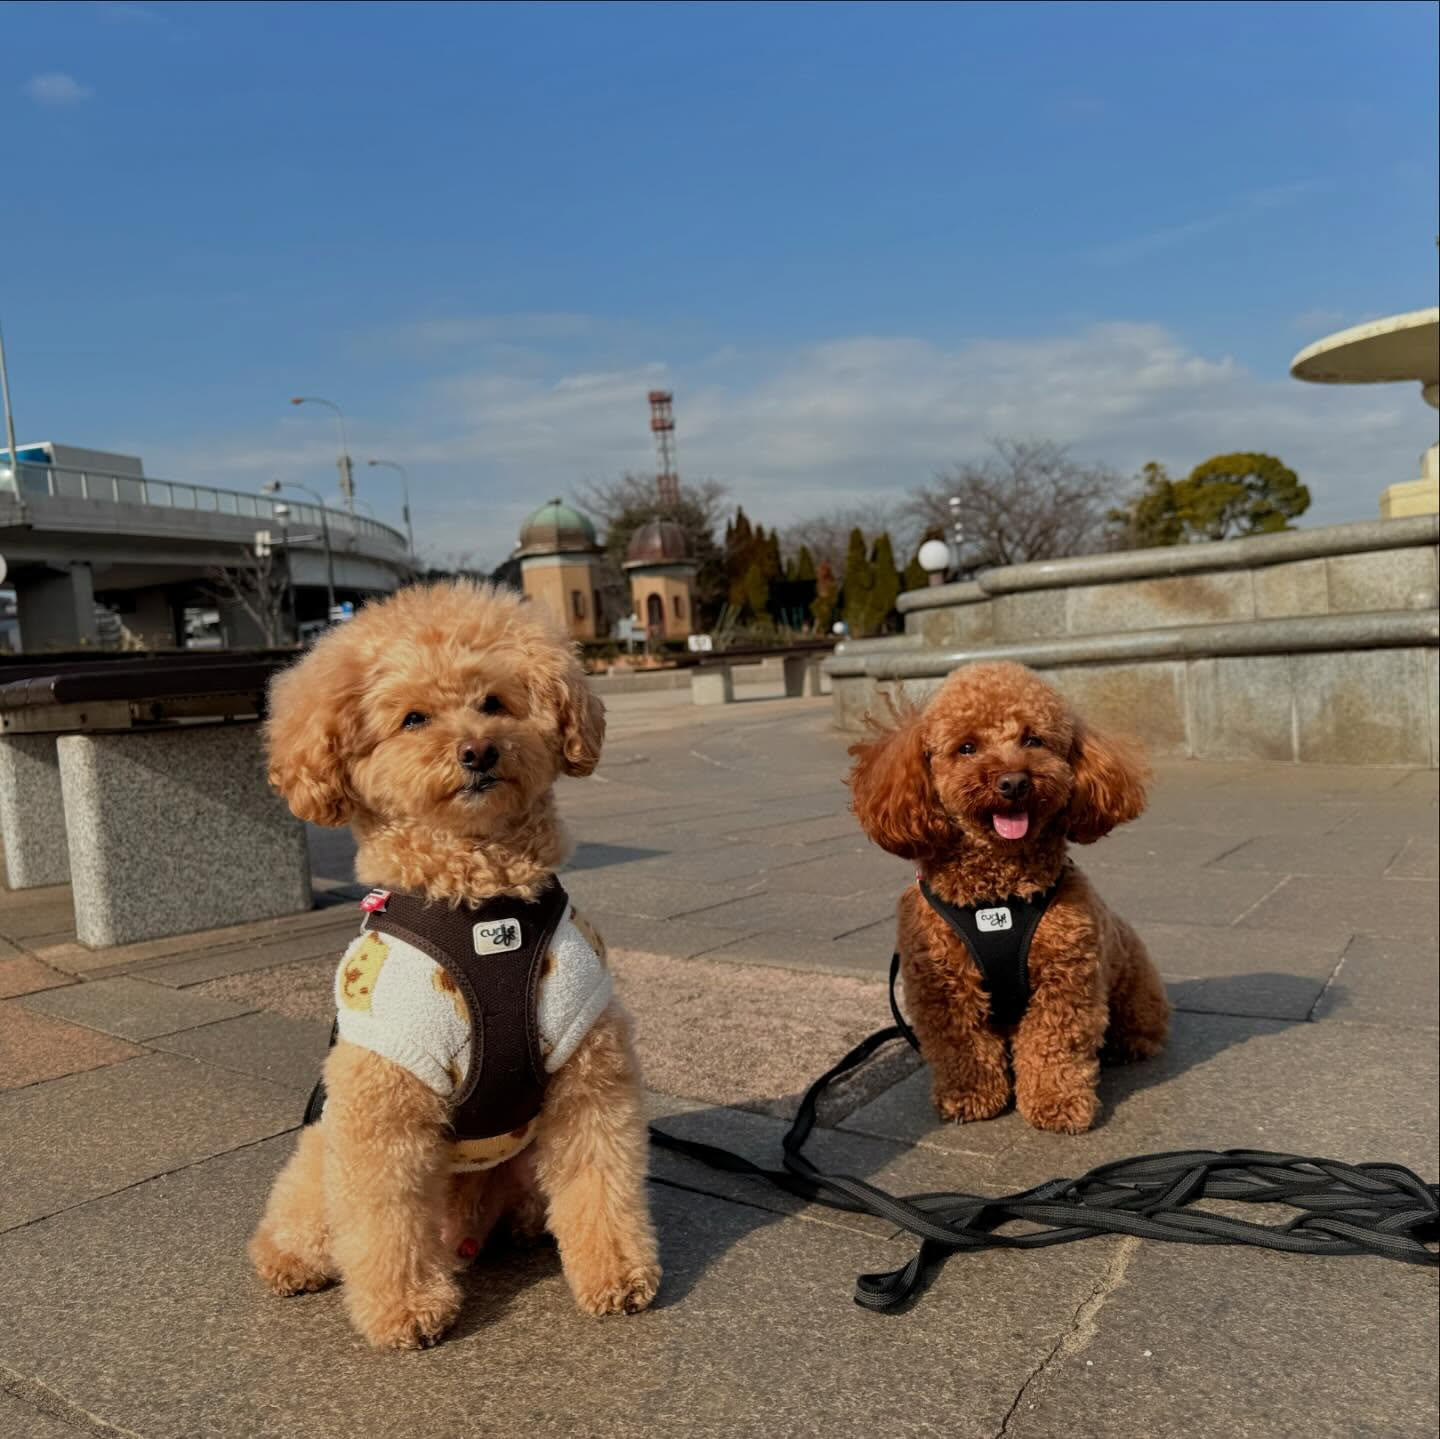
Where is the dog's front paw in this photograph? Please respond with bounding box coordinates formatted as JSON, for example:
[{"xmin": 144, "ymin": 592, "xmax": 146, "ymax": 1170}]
[
  {"xmin": 933, "ymin": 1083, "xmax": 1008, "ymax": 1124},
  {"xmin": 573, "ymin": 1262, "xmax": 661, "ymax": 1317},
  {"xmin": 1017, "ymin": 1086, "xmax": 1099, "ymax": 1134},
  {"xmin": 249, "ymin": 1230, "xmax": 332, "ymax": 1297},
  {"xmin": 351, "ymin": 1277, "xmax": 462, "ymax": 1351}
]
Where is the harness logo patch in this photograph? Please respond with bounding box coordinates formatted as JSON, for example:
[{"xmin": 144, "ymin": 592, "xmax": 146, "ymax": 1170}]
[
  {"xmin": 473, "ymin": 919, "xmax": 523, "ymax": 956},
  {"xmin": 975, "ymin": 906, "xmax": 1013, "ymax": 933}
]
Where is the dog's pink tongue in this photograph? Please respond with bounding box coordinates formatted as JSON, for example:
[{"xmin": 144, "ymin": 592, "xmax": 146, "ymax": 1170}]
[{"xmin": 993, "ymin": 811, "xmax": 1030, "ymax": 840}]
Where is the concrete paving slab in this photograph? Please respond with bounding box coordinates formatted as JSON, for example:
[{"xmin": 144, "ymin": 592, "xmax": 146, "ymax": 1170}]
[
  {"xmin": 671, "ymin": 887, "xmax": 898, "ymax": 938},
  {"xmin": 149, "ymin": 1012, "xmax": 333, "ymax": 1095},
  {"xmin": 33, "ymin": 905, "xmax": 359, "ymax": 978},
  {"xmin": 600, "ymin": 842, "xmax": 817, "ymax": 885},
  {"xmin": 1210, "ymin": 831, "xmax": 1410, "ymax": 877},
  {"xmin": 0, "ymin": 1135, "xmax": 1116, "ymax": 1439},
  {"xmin": 196, "ymin": 957, "xmax": 335, "ymax": 1022},
  {"xmin": 1081, "ymin": 823, "xmax": 1247, "ymax": 871},
  {"xmin": 701, "ymin": 926, "xmax": 901, "ymax": 976},
  {"xmin": 0, "ymin": 1003, "xmax": 144, "ymax": 1091},
  {"xmin": 138, "ymin": 925, "xmax": 359, "ymax": 989},
  {"xmin": 756, "ymin": 845, "xmax": 914, "ymax": 897},
  {"xmin": 1239, "ymin": 874, "xmax": 1438, "ymax": 943},
  {"xmin": 1087, "ymin": 866, "xmax": 1288, "ymax": 928},
  {"xmin": 577, "ymin": 910, "xmax": 759, "ymax": 959},
  {"xmin": 1387, "ymin": 836, "xmax": 1439, "ymax": 879},
  {"xmin": 841, "ymin": 1011, "xmax": 1440, "ymax": 1188},
  {"xmin": 1003, "ymin": 1242, "xmax": 1439, "ymax": 1439},
  {"xmin": 562, "ymin": 870, "xmax": 760, "ymax": 921},
  {"xmin": 1310, "ymin": 935, "xmax": 1440, "ymax": 1030},
  {"xmin": 0, "ymin": 1053, "xmax": 299, "ymax": 1231},
  {"xmin": 0, "ymin": 886, "xmax": 75, "ymax": 946},
  {"xmin": 0, "ymin": 954, "xmax": 74, "ymax": 999},
  {"xmin": 19, "ymin": 975, "xmax": 257, "ymax": 1041}
]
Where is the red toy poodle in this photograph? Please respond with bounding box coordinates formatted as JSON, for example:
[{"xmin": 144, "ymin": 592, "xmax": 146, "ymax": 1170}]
[{"xmin": 848, "ymin": 661, "xmax": 1169, "ymax": 1134}]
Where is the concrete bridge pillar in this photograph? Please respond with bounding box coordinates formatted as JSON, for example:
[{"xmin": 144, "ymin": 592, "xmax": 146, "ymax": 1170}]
[
  {"xmin": 120, "ymin": 588, "xmax": 181, "ymax": 648},
  {"xmin": 14, "ymin": 563, "xmax": 99, "ymax": 651}
]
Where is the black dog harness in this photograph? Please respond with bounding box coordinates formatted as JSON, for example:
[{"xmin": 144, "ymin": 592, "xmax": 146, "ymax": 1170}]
[
  {"xmin": 917, "ymin": 874, "xmax": 1063, "ymax": 1026},
  {"xmin": 304, "ymin": 880, "xmax": 572, "ymax": 1143}
]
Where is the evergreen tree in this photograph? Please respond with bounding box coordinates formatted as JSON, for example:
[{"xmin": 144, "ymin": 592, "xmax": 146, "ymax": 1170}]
[
  {"xmin": 794, "ymin": 545, "xmax": 817, "ymax": 583},
  {"xmin": 902, "ymin": 548, "xmax": 928, "ymax": 592},
  {"xmin": 741, "ymin": 560, "xmax": 770, "ymax": 621},
  {"xmin": 868, "ymin": 532, "xmax": 901, "ymax": 633},
  {"xmin": 841, "ymin": 528, "xmax": 873, "ymax": 636}
]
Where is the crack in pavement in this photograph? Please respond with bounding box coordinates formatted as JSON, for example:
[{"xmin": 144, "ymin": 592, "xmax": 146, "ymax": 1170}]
[
  {"xmin": 993, "ymin": 1235, "xmax": 1140, "ymax": 1438},
  {"xmin": 3, "ymin": 1364, "xmax": 146, "ymax": 1438}
]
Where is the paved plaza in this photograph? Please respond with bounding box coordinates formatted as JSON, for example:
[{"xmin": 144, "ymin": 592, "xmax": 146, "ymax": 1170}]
[{"xmin": 1, "ymin": 688, "xmax": 1437, "ymax": 1438}]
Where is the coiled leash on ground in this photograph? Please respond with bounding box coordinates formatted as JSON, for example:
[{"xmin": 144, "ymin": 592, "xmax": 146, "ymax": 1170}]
[{"xmin": 648, "ymin": 955, "xmax": 1440, "ymax": 1312}]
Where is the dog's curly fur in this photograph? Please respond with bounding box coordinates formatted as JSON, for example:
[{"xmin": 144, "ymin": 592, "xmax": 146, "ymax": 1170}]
[
  {"xmin": 848, "ymin": 662, "xmax": 1169, "ymax": 1134},
  {"xmin": 249, "ymin": 582, "xmax": 660, "ymax": 1349}
]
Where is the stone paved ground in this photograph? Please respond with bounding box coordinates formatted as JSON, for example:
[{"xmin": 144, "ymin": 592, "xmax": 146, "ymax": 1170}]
[{"xmin": 1, "ymin": 687, "xmax": 1436, "ymax": 1438}]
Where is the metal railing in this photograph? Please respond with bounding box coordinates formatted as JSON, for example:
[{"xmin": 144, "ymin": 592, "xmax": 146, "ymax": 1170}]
[{"xmin": 1, "ymin": 461, "xmax": 409, "ymax": 552}]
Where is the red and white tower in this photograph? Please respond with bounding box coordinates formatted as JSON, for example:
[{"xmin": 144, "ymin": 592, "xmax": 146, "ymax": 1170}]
[{"xmin": 648, "ymin": 390, "xmax": 679, "ymax": 509}]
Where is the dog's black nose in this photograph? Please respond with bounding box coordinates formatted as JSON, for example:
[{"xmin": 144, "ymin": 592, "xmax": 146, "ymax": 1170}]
[
  {"xmin": 997, "ymin": 771, "xmax": 1031, "ymax": 801},
  {"xmin": 457, "ymin": 740, "xmax": 499, "ymax": 773}
]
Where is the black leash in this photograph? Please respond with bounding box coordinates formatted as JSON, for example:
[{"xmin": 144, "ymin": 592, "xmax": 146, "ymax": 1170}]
[{"xmin": 649, "ymin": 954, "xmax": 1440, "ymax": 1311}]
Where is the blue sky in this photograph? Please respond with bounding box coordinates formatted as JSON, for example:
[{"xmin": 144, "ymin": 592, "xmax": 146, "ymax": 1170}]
[{"xmin": 4, "ymin": 0, "xmax": 1437, "ymax": 567}]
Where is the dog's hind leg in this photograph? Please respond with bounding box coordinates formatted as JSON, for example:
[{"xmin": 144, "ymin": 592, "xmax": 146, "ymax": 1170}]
[
  {"xmin": 249, "ymin": 1123, "xmax": 335, "ymax": 1295},
  {"xmin": 321, "ymin": 1042, "xmax": 461, "ymax": 1350},
  {"xmin": 533, "ymin": 1004, "xmax": 660, "ymax": 1317},
  {"xmin": 1104, "ymin": 919, "xmax": 1170, "ymax": 1062}
]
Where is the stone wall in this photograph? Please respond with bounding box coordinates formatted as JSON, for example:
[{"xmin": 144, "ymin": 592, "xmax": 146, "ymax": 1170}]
[{"xmin": 825, "ymin": 516, "xmax": 1439, "ymax": 767}]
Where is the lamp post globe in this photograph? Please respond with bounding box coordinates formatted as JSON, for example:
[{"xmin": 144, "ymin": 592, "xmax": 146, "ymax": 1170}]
[{"xmin": 918, "ymin": 539, "xmax": 952, "ymax": 586}]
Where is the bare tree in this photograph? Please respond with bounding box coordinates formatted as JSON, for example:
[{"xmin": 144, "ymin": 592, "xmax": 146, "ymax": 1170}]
[
  {"xmin": 779, "ymin": 501, "xmax": 917, "ymax": 575},
  {"xmin": 908, "ymin": 439, "xmax": 1123, "ymax": 571},
  {"xmin": 200, "ymin": 545, "xmax": 290, "ymax": 648}
]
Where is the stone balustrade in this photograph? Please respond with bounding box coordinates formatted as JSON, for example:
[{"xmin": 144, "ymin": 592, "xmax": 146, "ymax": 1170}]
[{"xmin": 824, "ymin": 516, "xmax": 1439, "ymax": 767}]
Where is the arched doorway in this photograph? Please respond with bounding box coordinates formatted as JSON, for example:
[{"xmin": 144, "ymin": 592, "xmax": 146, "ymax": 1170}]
[{"xmin": 646, "ymin": 593, "xmax": 664, "ymax": 632}]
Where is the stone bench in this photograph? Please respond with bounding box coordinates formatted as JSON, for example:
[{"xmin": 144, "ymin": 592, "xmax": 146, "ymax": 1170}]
[{"xmin": 0, "ymin": 655, "xmax": 311, "ymax": 946}]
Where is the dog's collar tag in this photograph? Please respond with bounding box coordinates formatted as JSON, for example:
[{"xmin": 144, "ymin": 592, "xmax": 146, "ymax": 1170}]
[
  {"xmin": 359, "ymin": 889, "xmax": 391, "ymax": 914},
  {"xmin": 974, "ymin": 906, "xmax": 1013, "ymax": 933},
  {"xmin": 473, "ymin": 918, "xmax": 524, "ymax": 956}
]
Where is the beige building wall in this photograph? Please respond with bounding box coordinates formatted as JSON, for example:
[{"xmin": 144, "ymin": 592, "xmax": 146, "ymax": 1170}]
[
  {"xmin": 522, "ymin": 559, "xmax": 603, "ymax": 640},
  {"xmin": 629, "ymin": 571, "xmax": 696, "ymax": 642}
]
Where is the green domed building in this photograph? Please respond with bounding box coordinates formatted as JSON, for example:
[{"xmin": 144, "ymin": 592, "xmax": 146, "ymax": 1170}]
[{"xmin": 517, "ymin": 498, "xmax": 605, "ymax": 639}]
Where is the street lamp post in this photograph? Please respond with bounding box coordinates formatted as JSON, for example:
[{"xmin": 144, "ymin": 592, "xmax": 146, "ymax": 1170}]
[
  {"xmin": 0, "ymin": 314, "xmax": 20, "ymax": 489},
  {"xmin": 366, "ymin": 458, "xmax": 415, "ymax": 557},
  {"xmin": 290, "ymin": 395, "xmax": 354, "ymax": 513},
  {"xmin": 263, "ymin": 479, "xmax": 336, "ymax": 615}
]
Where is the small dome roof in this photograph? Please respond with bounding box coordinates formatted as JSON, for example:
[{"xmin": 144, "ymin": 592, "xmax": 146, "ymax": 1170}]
[
  {"xmin": 625, "ymin": 518, "xmax": 690, "ymax": 566},
  {"xmin": 518, "ymin": 498, "xmax": 598, "ymax": 556}
]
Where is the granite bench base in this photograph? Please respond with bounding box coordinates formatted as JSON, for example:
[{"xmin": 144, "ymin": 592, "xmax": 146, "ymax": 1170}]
[
  {"xmin": 0, "ymin": 734, "xmax": 72, "ymax": 889},
  {"xmin": 57, "ymin": 723, "xmax": 312, "ymax": 947}
]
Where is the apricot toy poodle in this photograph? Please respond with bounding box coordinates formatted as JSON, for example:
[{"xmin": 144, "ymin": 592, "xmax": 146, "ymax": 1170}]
[
  {"xmin": 249, "ymin": 582, "xmax": 660, "ymax": 1349},
  {"xmin": 848, "ymin": 661, "xmax": 1169, "ymax": 1135}
]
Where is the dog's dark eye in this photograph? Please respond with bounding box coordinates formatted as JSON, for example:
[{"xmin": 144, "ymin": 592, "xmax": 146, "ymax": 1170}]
[
  {"xmin": 402, "ymin": 711, "xmax": 429, "ymax": 730},
  {"xmin": 957, "ymin": 742, "xmax": 977, "ymax": 756},
  {"xmin": 479, "ymin": 695, "xmax": 505, "ymax": 716},
  {"xmin": 1022, "ymin": 735, "xmax": 1046, "ymax": 749}
]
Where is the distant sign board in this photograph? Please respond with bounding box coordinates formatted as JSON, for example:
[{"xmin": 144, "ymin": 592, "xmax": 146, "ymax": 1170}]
[
  {"xmin": 329, "ymin": 602, "xmax": 355, "ymax": 623},
  {"xmin": 686, "ymin": 634, "xmax": 714, "ymax": 652}
]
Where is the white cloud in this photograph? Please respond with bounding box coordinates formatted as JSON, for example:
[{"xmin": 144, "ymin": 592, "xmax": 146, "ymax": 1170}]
[
  {"xmin": 145, "ymin": 321, "xmax": 1434, "ymax": 570},
  {"xmin": 24, "ymin": 71, "xmax": 94, "ymax": 106}
]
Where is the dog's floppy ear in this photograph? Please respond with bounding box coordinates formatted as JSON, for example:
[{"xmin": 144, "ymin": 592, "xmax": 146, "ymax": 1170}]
[
  {"xmin": 554, "ymin": 659, "xmax": 606, "ymax": 777},
  {"xmin": 264, "ymin": 633, "xmax": 362, "ymax": 826},
  {"xmin": 1066, "ymin": 721, "xmax": 1149, "ymax": 844},
  {"xmin": 847, "ymin": 697, "xmax": 952, "ymax": 861}
]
